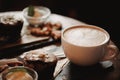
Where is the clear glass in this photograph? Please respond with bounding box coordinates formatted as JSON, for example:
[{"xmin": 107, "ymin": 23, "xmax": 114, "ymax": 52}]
[
  {"xmin": 22, "ymin": 6, "xmax": 51, "ymax": 27},
  {"xmin": 1, "ymin": 66, "xmax": 38, "ymax": 80}
]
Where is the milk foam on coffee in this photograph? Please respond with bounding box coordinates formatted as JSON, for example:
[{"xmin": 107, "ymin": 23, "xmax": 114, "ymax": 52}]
[{"xmin": 64, "ymin": 27, "xmax": 108, "ymax": 46}]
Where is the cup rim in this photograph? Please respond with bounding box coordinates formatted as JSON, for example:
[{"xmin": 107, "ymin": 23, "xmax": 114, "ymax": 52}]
[
  {"xmin": 22, "ymin": 6, "xmax": 51, "ymax": 20},
  {"xmin": 62, "ymin": 25, "xmax": 110, "ymax": 47}
]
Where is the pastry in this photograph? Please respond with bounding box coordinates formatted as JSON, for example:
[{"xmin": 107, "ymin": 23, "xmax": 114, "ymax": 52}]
[
  {"xmin": 29, "ymin": 22, "xmax": 62, "ymax": 39},
  {"xmin": 21, "ymin": 49, "xmax": 58, "ymax": 80}
]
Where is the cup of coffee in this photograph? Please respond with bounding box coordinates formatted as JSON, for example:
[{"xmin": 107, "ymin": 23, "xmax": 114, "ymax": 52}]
[{"xmin": 61, "ymin": 25, "xmax": 118, "ymax": 66}]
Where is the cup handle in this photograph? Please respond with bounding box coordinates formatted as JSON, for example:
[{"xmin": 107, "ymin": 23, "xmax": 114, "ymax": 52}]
[{"xmin": 102, "ymin": 44, "xmax": 119, "ymax": 60}]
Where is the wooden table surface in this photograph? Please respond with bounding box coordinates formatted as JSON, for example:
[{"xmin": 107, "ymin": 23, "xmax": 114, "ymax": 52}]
[{"xmin": 0, "ymin": 11, "xmax": 120, "ymax": 80}]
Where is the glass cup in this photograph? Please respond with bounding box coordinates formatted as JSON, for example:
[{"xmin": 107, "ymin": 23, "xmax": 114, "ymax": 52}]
[
  {"xmin": 22, "ymin": 6, "xmax": 51, "ymax": 27},
  {"xmin": 1, "ymin": 66, "xmax": 38, "ymax": 80}
]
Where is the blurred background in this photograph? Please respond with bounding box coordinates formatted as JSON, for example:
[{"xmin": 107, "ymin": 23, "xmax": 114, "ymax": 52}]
[{"xmin": 0, "ymin": 0, "xmax": 119, "ymax": 49}]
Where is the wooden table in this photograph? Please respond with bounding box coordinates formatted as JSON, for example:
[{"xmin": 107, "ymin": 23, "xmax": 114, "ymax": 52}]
[{"xmin": 0, "ymin": 11, "xmax": 120, "ymax": 80}]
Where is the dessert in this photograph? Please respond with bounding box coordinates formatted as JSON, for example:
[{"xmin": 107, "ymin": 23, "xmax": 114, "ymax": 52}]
[
  {"xmin": 30, "ymin": 26, "xmax": 51, "ymax": 36},
  {"xmin": 23, "ymin": 6, "xmax": 51, "ymax": 26},
  {"xmin": 0, "ymin": 15, "xmax": 23, "ymax": 43},
  {"xmin": 28, "ymin": 22, "xmax": 62, "ymax": 40},
  {"xmin": 21, "ymin": 49, "xmax": 58, "ymax": 79},
  {"xmin": 28, "ymin": 5, "xmax": 43, "ymax": 18},
  {"xmin": 3, "ymin": 69, "xmax": 33, "ymax": 80},
  {"xmin": 51, "ymin": 30, "xmax": 61, "ymax": 40},
  {"xmin": 0, "ymin": 49, "xmax": 58, "ymax": 80},
  {"xmin": 1, "ymin": 66, "xmax": 38, "ymax": 80}
]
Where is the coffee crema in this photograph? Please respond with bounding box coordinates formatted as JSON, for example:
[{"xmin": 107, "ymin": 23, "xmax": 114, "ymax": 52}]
[{"xmin": 63, "ymin": 26, "xmax": 109, "ymax": 46}]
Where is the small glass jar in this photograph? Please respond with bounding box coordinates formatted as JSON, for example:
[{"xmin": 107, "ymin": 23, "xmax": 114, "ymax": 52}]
[
  {"xmin": 1, "ymin": 66, "xmax": 38, "ymax": 80},
  {"xmin": 22, "ymin": 6, "xmax": 51, "ymax": 27}
]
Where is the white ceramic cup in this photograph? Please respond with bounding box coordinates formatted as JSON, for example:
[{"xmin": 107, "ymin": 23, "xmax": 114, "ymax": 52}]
[{"xmin": 62, "ymin": 25, "xmax": 118, "ymax": 66}]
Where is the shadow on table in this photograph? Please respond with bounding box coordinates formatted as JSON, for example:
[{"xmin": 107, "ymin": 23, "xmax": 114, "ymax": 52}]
[{"xmin": 55, "ymin": 62, "xmax": 114, "ymax": 80}]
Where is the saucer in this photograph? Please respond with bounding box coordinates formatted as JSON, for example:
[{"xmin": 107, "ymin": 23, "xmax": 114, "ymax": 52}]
[{"xmin": 100, "ymin": 60, "xmax": 113, "ymax": 68}]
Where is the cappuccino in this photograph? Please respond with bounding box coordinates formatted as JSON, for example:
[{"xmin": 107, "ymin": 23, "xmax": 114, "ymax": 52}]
[
  {"xmin": 63, "ymin": 26, "xmax": 109, "ymax": 46},
  {"xmin": 62, "ymin": 25, "xmax": 117, "ymax": 66}
]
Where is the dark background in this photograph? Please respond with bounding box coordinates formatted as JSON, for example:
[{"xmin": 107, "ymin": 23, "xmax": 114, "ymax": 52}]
[{"xmin": 0, "ymin": 0, "xmax": 119, "ymax": 49}]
